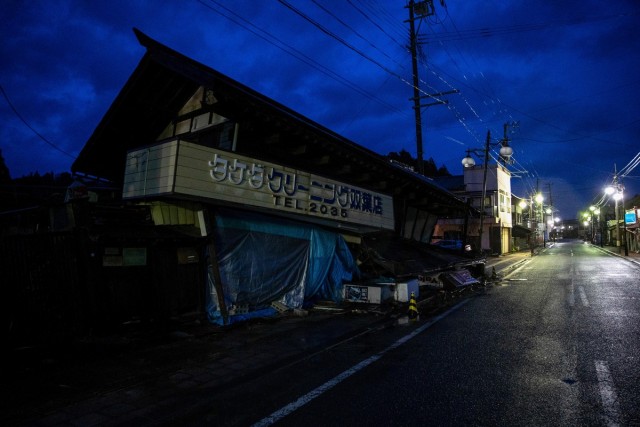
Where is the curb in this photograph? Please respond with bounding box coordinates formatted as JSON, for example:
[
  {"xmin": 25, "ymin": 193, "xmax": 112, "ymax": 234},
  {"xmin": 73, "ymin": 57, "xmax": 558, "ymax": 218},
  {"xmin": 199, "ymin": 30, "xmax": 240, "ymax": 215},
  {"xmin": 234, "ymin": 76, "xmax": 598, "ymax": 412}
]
[{"xmin": 591, "ymin": 244, "xmax": 640, "ymax": 266}]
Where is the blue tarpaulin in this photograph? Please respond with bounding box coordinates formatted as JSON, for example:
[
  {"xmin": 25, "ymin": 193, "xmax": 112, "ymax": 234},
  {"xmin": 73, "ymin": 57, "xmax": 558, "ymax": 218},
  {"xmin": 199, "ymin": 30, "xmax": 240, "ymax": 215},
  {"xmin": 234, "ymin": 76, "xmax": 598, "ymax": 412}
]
[{"xmin": 205, "ymin": 209, "xmax": 359, "ymax": 325}]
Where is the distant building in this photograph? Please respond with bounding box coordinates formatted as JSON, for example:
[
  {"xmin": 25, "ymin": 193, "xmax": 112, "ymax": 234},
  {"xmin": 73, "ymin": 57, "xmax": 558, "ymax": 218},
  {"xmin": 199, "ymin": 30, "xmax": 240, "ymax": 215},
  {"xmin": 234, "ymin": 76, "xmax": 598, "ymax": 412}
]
[
  {"xmin": 434, "ymin": 162, "xmax": 515, "ymax": 255},
  {"xmin": 510, "ymin": 194, "xmax": 532, "ymax": 250}
]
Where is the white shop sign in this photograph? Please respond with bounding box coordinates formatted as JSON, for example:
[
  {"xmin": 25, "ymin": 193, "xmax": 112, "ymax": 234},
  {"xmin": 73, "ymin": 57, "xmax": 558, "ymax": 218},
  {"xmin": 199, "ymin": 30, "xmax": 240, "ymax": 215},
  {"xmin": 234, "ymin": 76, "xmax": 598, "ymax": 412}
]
[{"xmin": 123, "ymin": 140, "xmax": 394, "ymax": 230}]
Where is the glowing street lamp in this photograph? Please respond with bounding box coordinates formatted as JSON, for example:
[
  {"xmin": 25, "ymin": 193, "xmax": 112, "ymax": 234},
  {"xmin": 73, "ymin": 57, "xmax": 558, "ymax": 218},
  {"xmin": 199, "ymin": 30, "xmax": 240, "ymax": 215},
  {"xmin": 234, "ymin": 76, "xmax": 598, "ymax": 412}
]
[
  {"xmin": 594, "ymin": 208, "xmax": 602, "ymax": 246},
  {"xmin": 605, "ymin": 178, "xmax": 627, "ymax": 256},
  {"xmin": 532, "ymin": 194, "xmax": 544, "ymax": 247},
  {"xmin": 586, "ymin": 205, "xmax": 602, "ymax": 245},
  {"xmin": 551, "ymin": 216, "xmax": 561, "ymax": 242},
  {"xmin": 535, "ymin": 194, "xmax": 551, "ymax": 247}
]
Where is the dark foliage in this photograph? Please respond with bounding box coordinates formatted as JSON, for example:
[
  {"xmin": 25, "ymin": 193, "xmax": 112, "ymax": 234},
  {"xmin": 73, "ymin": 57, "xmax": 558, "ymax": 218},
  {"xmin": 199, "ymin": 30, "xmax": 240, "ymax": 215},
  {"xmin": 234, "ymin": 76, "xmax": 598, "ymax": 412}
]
[
  {"xmin": 0, "ymin": 148, "xmax": 10, "ymax": 183},
  {"xmin": 386, "ymin": 149, "xmax": 451, "ymax": 177}
]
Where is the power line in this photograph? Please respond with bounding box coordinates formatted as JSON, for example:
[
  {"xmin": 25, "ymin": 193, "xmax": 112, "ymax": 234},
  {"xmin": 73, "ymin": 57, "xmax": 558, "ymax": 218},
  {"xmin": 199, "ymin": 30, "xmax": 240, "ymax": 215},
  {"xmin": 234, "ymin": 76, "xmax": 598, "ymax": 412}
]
[
  {"xmin": 198, "ymin": 0, "xmax": 403, "ymax": 114},
  {"xmin": 417, "ymin": 11, "xmax": 639, "ymax": 43},
  {"xmin": 422, "ymin": 59, "xmax": 640, "ymax": 149},
  {"xmin": 413, "ymin": 6, "xmax": 640, "ymax": 151},
  {"xmin": 355, "ymin": 0, "xmax": 407, "ymax": 42},
  {"xmin": 0, "ymin": 84, "xmax": 75, "ymax": 159},
  {"xmin": 619, "ymin": 151, "xmax": 640, "ymax": 178},
  {"xmin": 345, "ymin": 0, "xmax": 405, "ymax": 50},
  {"xmin": 310, "ymin": 0, "xmax": 397, "ymax": 63},
  {"xmin": 274, "ymin": 0, "xmax": 446, "ymax": 112},
  {"xmin": 276, "ymin": 0, "xmax": 399, "ymax": 76},
  {"xmin": 205, "ymin": 0, "xmax": 515, "ymax": 157}
]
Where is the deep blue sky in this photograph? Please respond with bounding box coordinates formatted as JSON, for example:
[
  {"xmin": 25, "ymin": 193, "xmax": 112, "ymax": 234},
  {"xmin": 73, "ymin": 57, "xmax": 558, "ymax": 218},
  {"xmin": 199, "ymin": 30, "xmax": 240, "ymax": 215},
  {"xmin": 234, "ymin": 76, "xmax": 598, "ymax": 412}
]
[{"xmin": 1, "ymin": 0, "xmax": 639, "ymax": 219}]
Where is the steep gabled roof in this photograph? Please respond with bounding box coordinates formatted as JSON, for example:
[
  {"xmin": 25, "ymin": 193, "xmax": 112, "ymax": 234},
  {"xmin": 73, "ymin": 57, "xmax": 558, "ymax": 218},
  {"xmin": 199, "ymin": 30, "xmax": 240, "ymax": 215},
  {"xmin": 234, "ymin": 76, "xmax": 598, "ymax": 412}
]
[{"xmin": 73, "ymin": 29, "xmax": 469, "ymax": 217}]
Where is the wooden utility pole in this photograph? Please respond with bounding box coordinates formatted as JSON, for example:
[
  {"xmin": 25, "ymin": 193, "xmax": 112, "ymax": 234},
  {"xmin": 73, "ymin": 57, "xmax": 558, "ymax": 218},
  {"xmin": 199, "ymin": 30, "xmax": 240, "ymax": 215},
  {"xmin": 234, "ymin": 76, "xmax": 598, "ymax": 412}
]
[
  {"xmin": 407, "ymin": 0, "xmax": 424, "ymax": 174},
  {"xmin": 406, "ymin": 0, "xmax": 457, "ymax": 175}
]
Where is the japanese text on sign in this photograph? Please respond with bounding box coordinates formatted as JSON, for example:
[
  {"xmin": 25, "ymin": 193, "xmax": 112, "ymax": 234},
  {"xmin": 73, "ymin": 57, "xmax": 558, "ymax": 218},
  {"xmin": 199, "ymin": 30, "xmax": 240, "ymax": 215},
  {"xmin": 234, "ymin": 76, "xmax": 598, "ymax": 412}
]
[{"xmin": 208, "ymin": 152, "xmax": 386, "ymax": 220}]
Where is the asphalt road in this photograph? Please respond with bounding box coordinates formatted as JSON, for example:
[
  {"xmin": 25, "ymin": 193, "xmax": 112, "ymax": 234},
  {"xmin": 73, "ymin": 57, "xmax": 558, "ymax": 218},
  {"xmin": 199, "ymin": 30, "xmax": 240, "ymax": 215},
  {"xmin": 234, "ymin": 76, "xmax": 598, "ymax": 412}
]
[{"xmin": 201, "ymin": 239, "xmax": 640, "ymax": 426}]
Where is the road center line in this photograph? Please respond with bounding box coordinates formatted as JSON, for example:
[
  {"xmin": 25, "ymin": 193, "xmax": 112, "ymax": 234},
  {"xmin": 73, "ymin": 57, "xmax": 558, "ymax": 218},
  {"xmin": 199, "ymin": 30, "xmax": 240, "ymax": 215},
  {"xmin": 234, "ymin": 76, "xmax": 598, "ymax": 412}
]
[
  {"xmin": 595, "ymin": 360, "xmax": 621, "ymax": 427},
  {"xmin": 569, "ymin": 262, "xmax": 575, "ymax": 306},
  {"xmin": 578, "ymin": 286, "xmax": 589, "ymax": 306},
  {"xmin": 569, "ymin": 281, "xmax": 575, "ymax": 306},
  {"xmin": 252, "ymin": 299, "xmax": 470, "ymax": 427}
]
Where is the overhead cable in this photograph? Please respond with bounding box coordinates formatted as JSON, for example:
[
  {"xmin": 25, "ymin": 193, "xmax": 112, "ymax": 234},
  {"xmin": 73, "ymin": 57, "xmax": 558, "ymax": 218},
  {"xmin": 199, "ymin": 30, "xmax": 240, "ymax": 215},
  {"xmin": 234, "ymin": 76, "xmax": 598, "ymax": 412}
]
[
  {"xmin": 0, "ymin": 84, "xmax": 75, "ymax": 159},
  {"xmin": 417, "ymin": 11, "xmax": 639, "ymax": 43},
  {"xmin": 275, "ymin": 0, "xmax": 447, "ymax": 106},
  {"xmin": 199, "ymin": 0, "xmax": 402, "ymax": 114}
]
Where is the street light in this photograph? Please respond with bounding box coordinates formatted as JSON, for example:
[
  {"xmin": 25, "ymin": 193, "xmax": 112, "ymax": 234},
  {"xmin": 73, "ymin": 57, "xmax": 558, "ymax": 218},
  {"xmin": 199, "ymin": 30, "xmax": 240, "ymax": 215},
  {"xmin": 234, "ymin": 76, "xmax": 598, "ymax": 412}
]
[
  {"xmin": 587, "ymin": 205, "xmax": 602, "ymax": 246},
  {"xmin": 582, "ymin": 212, "xmax": 590, "ymax": 240},
  {"xmin": 518, "ymin": 199, "xmax": 529, "ymax": 228},
  {"xmin": 545, "ymin": 208, "xmax": 553, "ymax": 246},
  {"xmin": 589, "ymin": 205, "xmax": 596, "ymax": 243},
  {"xmin": 534, "ymin": 193, "xmax": 544, "ymax": 247},
  {"xmin": 605, "ymin": 178, "xmax": 628, "ymax": 256},
  {"xmin": 517, "ymin": 199, "xmax": 534, "ymax": 251},
  {"xmin": 461, "ymin": 128, "xmax": 513, "ymax": 255},
  {"xmin": 594, "ymin": 208, "xmax": 602, "ymax": 246}
]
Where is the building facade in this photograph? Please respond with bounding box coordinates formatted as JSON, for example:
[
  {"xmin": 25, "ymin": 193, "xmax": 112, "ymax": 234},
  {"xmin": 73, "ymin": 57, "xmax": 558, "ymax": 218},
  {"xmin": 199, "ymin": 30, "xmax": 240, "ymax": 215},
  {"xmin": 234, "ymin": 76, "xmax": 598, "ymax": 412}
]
[
  {"xmin": 66, "ymin": 29, "xmax": 477, "ymax": 327},
  {"xmin": 434, "ymin": 162, "xmax": 514, "ymax": 255}
]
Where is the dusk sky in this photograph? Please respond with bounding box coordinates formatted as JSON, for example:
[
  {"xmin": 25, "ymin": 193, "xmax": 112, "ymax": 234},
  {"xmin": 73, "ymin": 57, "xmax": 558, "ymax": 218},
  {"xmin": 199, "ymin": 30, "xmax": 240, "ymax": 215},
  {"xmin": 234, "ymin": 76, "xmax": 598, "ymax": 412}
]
[{"xmin": 1, "ymin": 0, "xmax": 639, "ymax": 219}]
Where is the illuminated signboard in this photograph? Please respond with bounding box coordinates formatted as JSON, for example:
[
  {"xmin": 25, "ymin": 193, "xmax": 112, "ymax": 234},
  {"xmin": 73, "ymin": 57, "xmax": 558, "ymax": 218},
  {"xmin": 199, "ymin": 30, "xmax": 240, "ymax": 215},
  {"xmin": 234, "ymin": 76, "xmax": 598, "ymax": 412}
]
[
  {"xmin": 123, "ymin": 140, "xmax": 394, "ymax": 230},
  {"xmin": 625, "ymin": 210, "xmax": 637, "ymax": 225}
]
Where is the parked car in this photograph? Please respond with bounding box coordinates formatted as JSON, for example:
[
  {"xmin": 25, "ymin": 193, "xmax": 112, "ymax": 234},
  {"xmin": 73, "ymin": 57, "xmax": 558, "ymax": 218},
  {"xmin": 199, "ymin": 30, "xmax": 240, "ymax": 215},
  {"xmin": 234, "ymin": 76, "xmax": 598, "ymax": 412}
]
[{"xmin": 432, "ymin": 239, "xmax": 463, "ymax": 250}]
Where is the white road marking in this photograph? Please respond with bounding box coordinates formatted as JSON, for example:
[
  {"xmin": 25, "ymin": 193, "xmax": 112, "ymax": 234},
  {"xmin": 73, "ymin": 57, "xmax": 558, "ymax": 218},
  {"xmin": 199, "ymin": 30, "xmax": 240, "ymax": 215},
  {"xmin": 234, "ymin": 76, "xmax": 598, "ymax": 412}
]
[
  {"xmin": 252, "ymin": 299, "xmax": 470, "ymax": 426},
  {"xmin": 595, "ymin": 360, "xmax": 621, "ymax": 427},
  {"xmin": 578, "ymin": 286, "xmax": 589, "ymax": 306},
  {"xmin": 569, "ymin": 282, "xmax": 575, "ymax": 306},
  {"xmin": 567, "ymin": 262, "xmax": 589, "ymax": 307},
  {"xmin": 569, "ymin": 262, "xmax": 576, "ymax": 306}
]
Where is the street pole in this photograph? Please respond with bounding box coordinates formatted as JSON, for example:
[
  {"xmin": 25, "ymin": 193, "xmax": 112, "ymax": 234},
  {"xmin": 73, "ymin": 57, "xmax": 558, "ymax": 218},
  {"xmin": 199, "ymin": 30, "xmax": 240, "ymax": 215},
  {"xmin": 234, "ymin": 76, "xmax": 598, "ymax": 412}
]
[
  {"xmin": 407, "ymin": 0, "xmax": 424, "ymax": 175},
  {"xmin": 599, "ymin": 210, "xmax": 604, "ymax": 247},
  {"xmin": 622, "ymin": 192, "xmax": 629, "ymax": 256},
  {"xmin": 536, "ymin": 202, "xmax": 544, "ymax": 246},
  {"xmin": 543, "ymin": 208, "xmax": 547, "ymax": 248},
  {"xmin": 527, "ymin": 196, "xmax": 534, "ymax": 254},
  {"xmin": 478, "ymin": 130, "xmax": 491, "ymax": 256},
  {"xmin": 615, "ymin": 197, "xmax": 621, "ymax": 251},
  {"xmin": 610, "ymin": 167, "xmax": 623, "ymax": 254},
  {"xmin": 406, "ymin": 1, "xmax": 456, "ymax": 176}
]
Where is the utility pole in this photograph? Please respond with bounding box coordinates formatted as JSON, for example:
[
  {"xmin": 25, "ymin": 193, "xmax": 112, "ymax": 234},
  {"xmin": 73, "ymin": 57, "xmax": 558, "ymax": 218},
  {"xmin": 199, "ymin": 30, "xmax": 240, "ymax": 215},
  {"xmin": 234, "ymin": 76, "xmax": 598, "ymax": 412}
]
[
  {"xmin": 477, "ymin": 130, "xmax": 491, "ymax": 256},
  {"xmin": 406, "ymin": 0, "xmax": 457, "ymax": 175},
  {"xmin": 536, "ymin": 178, "xmax": 545, "ymax": 247},
  {"xmin": 614, "ymin": 165, "xmax": 620, "ymax": 251},
  {"xmin": 407, "ymin": 0, "xmax": 423, "ymax": 174},
  {"xmin": 611, "ymin": 165, "xmax": 628, "ymax": 255},
  {"xmin": 547, "ymin": 182, "xmax": 553, "ymax": 243}
]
